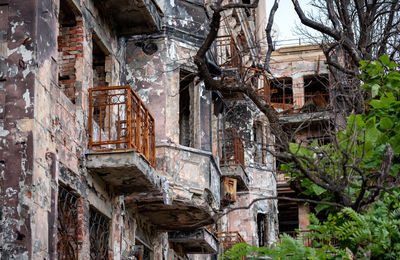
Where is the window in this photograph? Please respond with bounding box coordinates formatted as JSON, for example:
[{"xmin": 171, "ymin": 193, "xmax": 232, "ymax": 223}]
[
  {"xmin": 278, "ymin": 200, "xmax": 299, "ymax": 237},
  {"xmin": 303, "ymin": 74, "xmax": 329, "ymax": 111},
  {"xmin": 253, "ymin": 121, "xmax": 268, "ymax": 165},
  {"xmin": 257, "ymin": 213, "xmax": 267, "ymax": 246},
  {"xmin": 92, "ymin": 35, "xmax": 110, "ymax": 88},
  {"xmin": 58, "ymin": 0, "xmax": 82, "ymax": 104},
  {"xmin": 89, "ymin": 207, "xmax": 110, "ymax": 259},
  {"xmin": 92, "ymin": 35, "xmax": 112, "ymax": 135},
  {"xmin": 179, "ymin": 70, "xmax": 195, "ymax": 147},
  {"xmin": 270, "ymin": 77, "xmax": 293, "ymax": 105},
  {"xmin": 57, "ymin": 185, "xmax": 79, "ymax": 260}
]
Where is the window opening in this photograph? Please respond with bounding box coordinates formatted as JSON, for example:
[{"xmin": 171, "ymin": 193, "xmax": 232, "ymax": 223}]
[
  {"xmin": 270, "ymin": 77, "xmax": 293, "ymax": 105},
  {"xmin": 92, "ymin": 35, "xmax": 112, "ymax": 138},
  {"xmin": 57, "ymin": 185, "xmax": 79, "ymax": 260},
  {"xmin": 89, "ymin": 207, "xmax": 110, "ymax": 259},
  {"xmin": 257, "ymin": 213, "xmax": 267, "ymax": 247},
  {"xmin": 58, "ymin": 0, "xmax": 82, "ymax": 104},
  {"xmin": 277, "ymin": 200, "xmax": 299, "ymax": 237},
  {"xmin": 253, "ymin": 122, "xmax": 264, "ymax": 165},
  {"xmin": 92, "ymin": 36, "xmax": 108, "ymax": 88},
  {"xmin": 179, "ymin": 70, "xmax": 194, "ymax": 147},
  {"xmin": 303, "ymin": 74, "xmax": 329, "ymax": 111}
]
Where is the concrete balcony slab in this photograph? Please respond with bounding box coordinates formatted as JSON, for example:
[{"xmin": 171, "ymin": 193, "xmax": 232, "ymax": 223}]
[
  {"xmin": 156, "ymin": 144, "xmax": 221, "ymax": 207},
  {"xmin": 86, "ymin": 149, "xmax": 165, "ymax": 195},
  {"xmin": 278, "ymin": 111, "xmax": 331, "ymax": 124},
  {"xmin": 124, "ymin": 144, "xmax": 222, "ymax": 231},
  {"xmin": 220, "ymin": 164, "xmax": 249, "ymax": 191},
  {"xmin": 104, "ymin": 0, "xmax": 162, "ymax": 36},
  {"xmin": 168, "ymin": 228, "xmax": 219, "ymax": 254}
]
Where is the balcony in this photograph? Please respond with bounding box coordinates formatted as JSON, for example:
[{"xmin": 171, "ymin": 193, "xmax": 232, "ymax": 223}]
[
  {"xmin": 220, "ymin": 129, "xmax": 249, "ymax": 191},
  {"xmin": 216, "ymin": 231, "xmax": 246, "ymax": 259},
  {"xmin": 216, "ymin": 35, "xmax": 242, "ymax": 71},
  {"xmin": 244, "ymin": 67, "xmax": 270, "ymax": 101},
  {"xmin": 86, "ymin": 86, "xmax": 161, "ymax": 195},
  {"xmin": 125, "ymin": 144, "xmax": 221, "ymax": 231},
  {"xmin": 271, "ymin": 92, "xmax": 329, "ymax": 113},
  {"xmin": 102, "ymin": 0, "xmax": 162, "ymax": 36},
  {"xmin": 168, "ymin": 228, "xmax": 219, "ymax": 254}
]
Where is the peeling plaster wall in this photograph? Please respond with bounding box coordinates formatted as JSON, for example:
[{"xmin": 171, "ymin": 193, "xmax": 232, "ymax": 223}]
[
  {"xmin": 220, "ymin": 98, "xmax": 279, "ymax": 247},
  {"xmin": 270, "ymin": 45, "xmax": 329, "ymax": 108},
  {"xmin": 126, "ymin": 37, "xmax": 221, "ymax": 214},
  {"xmin": 0, "ymin": 1, "xmax": 36, "ymax": 258},
  {"xmin": 0, "ymin": 0, "xmax": 165, "ymax": 259}
]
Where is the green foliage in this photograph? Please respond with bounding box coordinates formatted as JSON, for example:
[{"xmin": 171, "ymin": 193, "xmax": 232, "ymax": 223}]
[
  {"xmin": 280, "ymin": 55, "xmax": 400, "ymax": 211},
  {"xmin": 222, "ymin": 192, "xmax": 400, "ymax": 259},
  {"xmin": 223, "ymin": 56, "xmax": 400, "ymax": 259}
]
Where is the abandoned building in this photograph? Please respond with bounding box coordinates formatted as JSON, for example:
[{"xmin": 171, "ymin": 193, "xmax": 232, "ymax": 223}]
[
  {"xmin": 267, "ymin": 44, "xmax": 332, "ymax": 239},
  {"xmin": 0, "ymin": 0, "xmax": 281, "ymax": 259}
]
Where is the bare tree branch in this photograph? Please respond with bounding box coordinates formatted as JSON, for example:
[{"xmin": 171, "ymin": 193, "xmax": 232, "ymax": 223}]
[{"xmin": 263, "ymin": 0, "xmax": 279, "ymax": 72}]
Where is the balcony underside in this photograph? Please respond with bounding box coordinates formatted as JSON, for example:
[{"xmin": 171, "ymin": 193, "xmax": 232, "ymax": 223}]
[
  {"xmin": 104, "ymin": 0, "xmax": 162, "ymax": 35},
  {"xmin": 169, "ymin": 228, "xmax": 219, "ymax": 254},
  {"xmin": 278, "ymin": 111, "xmax": 331, "ymax": 124},
  {"xmin": 86, "ymin": 150, "xmax": 164, "ymax": 195},
  {"xmin": 126, "ymin": 196, "xmax": 216, "ymax": 231},
  {"xmin": 220, "ymin": 165, "xmax": 249, "ymax": 191}
]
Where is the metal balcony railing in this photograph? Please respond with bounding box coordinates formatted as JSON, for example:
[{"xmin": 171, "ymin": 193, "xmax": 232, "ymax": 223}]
[
  {"xmin": 216, "ymin": 35, "xmax": 241, "ymax": 70},
  {"xmin": 88, "ymin": 86, "xmax": 155, "ymax": 167},
  {"xmin": 243, "ymin": 67, "xmax": 270, "ymax": 101},
  {"xmin": 279, "ymin": 230, "xmax": 339, "ymax": 248},
  {"xmin": 220, "ymin": 129, "xmax": 245, "ymax": 168},
  {"xmin": 216, "ymin": 231, "xmax": 246, "ymax": 258},
  {"xmin": 270, "ymin": 92, "xmax": 329, "ymax": 111}
]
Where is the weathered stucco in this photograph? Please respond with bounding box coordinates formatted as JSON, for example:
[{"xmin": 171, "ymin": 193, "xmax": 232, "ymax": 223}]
[{"xmin": 1, "ymin": 0, "xmax": 279, "ymax": 258}]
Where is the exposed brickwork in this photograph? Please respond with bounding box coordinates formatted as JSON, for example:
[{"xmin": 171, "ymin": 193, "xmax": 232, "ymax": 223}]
[{"xmin": 58, "ymin": 20, "xmax": 84, "ymax": 104}]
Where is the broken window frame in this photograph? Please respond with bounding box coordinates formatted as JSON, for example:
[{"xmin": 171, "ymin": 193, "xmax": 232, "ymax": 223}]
[
  {"xmin": 302, "ymin": 74, "xmax": 329, "ymax": 111},
  {"xmin": 269, "ymin": 77, "xmax": 293, "ymax": 109}
]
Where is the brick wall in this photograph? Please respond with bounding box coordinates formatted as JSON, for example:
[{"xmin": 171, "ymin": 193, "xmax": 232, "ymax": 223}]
[{"xmin": 58, "ymin": 20, "xmax": 84, "ymax": 104}]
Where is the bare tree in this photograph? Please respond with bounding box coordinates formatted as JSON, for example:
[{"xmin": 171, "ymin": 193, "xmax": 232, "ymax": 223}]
[
  {"xmin": 291, "ymin": 0, "xmax": 400, "ymax": 113},
  {"xmin": 193, "ymin": 0, "xmax": 399, "ymax": 213}
]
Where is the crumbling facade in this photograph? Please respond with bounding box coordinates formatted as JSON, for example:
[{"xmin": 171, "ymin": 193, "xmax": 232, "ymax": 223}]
[
  {"xmin": 268, "ymin": 44, "xmax": 331, "ymax": 238},
  {"xmin": 0, "ymin": 0, "xmax": 278, "ymax": 259}
]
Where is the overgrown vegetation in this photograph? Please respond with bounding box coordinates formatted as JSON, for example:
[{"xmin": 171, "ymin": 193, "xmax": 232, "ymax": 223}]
[{"xmin": 222, "ymin": 57, "xmax": 400, "ymax": 259}]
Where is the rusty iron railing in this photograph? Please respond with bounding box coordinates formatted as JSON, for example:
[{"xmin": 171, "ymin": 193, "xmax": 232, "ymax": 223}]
[
  {"xmin": 243, "ymin": 67, "xmax": 270, "ymax": 101},
  {"xmin": 216, "ymin": 35, "xmax": 242, "ymax": 70},
  {"xmin": 88, "ymin": 86, "xmax": 156, "ymax": 167},
  {"xmin": 279, "ymin": 230, "xmax": 339, "ymax": 248},
  {"xmin": 220, "ymin": 128, "xmax": 245, "ymax": 168},
  {"xmin": 270, "ymin": 92, "xmax": 329, "ymax": 111},
  {"xmin": 216, "ymin": 231, "xmax": 246, "ymax": 258}
]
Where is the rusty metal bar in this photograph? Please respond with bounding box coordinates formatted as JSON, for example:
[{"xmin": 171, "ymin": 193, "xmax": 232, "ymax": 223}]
[
  {"xmin": 243, "ymin": 67, "xmax": 271, "ymax": 103},
  {"xmin": 216, "ymin": 35, "xmax": 242, "ymax": 70},
  {"xmin": 215, "ymin": 231, "xmax": 246, "ymax": 259},
  {"xmin": 89, "ymin": 89, "xmax": 93, "ymax": 150},
  {"xmin": 88, "ymin": 85, "xmax": 156, "ymax": 167},
  {"xmin": 220, "ymin": 128, "xmax": 245, "ymax": 168}
]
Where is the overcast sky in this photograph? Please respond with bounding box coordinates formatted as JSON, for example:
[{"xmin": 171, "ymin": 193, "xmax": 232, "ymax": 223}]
[{"xmin": 265, "ymin": 0, "xmax": 316, "ymax": 42}]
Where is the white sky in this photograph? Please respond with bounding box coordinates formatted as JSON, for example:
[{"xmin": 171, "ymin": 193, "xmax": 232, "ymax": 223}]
[{"xmin": 265, "ymin": 0, "xmax": 316, "ymax": 42}]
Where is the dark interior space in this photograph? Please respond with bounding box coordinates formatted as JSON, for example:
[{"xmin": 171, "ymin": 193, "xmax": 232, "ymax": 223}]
[
  {"xmin": 270, "ymin": 77, "xmax": 293, "ymax": 104},
  {"xmin": 303, "ymin": 74, "xmax": 329, "ymax": 111},
  {"xmin": 179, "ymin": 70, "xmax": 194, "ymax": 147},
  {"xmin": 278, "ymin": 200, "xmax": 298, "ymax": 235}
]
